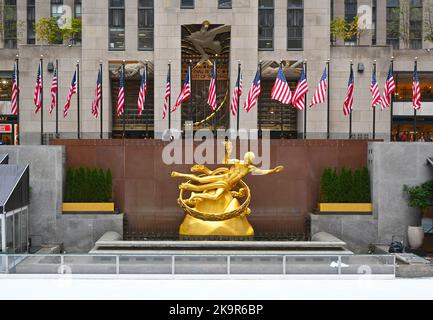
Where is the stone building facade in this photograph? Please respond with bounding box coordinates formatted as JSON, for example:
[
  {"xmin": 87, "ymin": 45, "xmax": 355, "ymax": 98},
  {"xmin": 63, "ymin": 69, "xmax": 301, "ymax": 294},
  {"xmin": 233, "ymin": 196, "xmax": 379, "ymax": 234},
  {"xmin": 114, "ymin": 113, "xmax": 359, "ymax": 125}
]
[{"xmin": 0, "ymin": 0, "xmax": 432, "ymax": 144}]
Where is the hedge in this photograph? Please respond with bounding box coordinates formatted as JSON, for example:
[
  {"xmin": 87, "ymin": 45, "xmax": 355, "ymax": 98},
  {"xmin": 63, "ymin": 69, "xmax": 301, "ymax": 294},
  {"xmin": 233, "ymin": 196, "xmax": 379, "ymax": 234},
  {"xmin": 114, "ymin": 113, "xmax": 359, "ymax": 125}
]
[
  {"xmin": 320, "ymin": 167, "xmax": 371, "ymax": 203},
  {"xmin": 64, "ymin": 167, "xmax": 113, "ymax": 202}
]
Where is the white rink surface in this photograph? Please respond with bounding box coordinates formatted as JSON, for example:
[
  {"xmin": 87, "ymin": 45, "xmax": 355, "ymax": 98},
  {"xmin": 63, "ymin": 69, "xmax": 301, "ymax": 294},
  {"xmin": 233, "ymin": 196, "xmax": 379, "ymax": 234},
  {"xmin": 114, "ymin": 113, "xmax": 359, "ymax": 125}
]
[{"xmin": 1, "ymin": 279, "xmax": 433, "ymax": 300}]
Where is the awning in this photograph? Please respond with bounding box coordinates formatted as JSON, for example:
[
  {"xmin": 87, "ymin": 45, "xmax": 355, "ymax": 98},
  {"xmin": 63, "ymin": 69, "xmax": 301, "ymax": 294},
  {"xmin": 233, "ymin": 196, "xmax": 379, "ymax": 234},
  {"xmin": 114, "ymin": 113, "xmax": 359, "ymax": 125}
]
[
  {"xmin": 0, "ymin": 154, "xmax": 8, "ymax": 164},
  {"xmin": 0, "ymin": 164, "xmax": 29, "ymax": 213}
]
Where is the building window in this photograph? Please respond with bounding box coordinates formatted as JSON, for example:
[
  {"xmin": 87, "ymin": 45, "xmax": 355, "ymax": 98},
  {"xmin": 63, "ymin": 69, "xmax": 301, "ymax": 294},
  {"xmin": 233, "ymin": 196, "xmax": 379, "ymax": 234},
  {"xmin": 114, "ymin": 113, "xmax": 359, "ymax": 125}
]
[
  {"xmin": 74, "ymin": 0, "xmax": 82, "ymax": 45},
  {"xmin": 0, "ymin": 71, "xmax": 12, "ymax": 101},
  {"xmin": 344, "ymin": 0, "xmax": 357, "ymax": 44},
  {"xmin": 50, "ymin": 0, "xmax": 64, "ymax": 44},
  {"xmin": 387, "ymin": 0, "xmax": 400, "ymax": 49},
  {"xmin": 218, "ymin": 0, "xmax": 231, "ymax": 8},
  {"xmin": 109, "ymin": 0, "xmax": 125, "ymax": 50},
  {"xmin": 258, "ymin": 0, "xmax": 274, "ymax": 50},
  {"xmin": 287, "ymin": 0, "xmax": 303, "ymax": 50},
  {"xmin": 372, "ymin": 0, "xmax": 377, "ymax": 45},
  {"xmin": 4, "ymin": 0, "xmax": 17, "ymax": 49},
  {"xmin": 51, "ymin": 0, "xmax": 63, "ymax": 18},
  {"xmin": 410, "ymin": 0, "xmax": 423, "ymax": 49},
  {"xmin": 27, "ymin": 0, "xmax": 36, "ymax": 44},
  {"xmin": 395, "ymin": 72, "xmax": 433, "ymax": 102},
  {"xmin": 180, "ymin": 0, "xmax": 194, "ymax": 9},
  {"xmin": 138, "ymin": 0, "xmax": 154, "ymax": 50}
]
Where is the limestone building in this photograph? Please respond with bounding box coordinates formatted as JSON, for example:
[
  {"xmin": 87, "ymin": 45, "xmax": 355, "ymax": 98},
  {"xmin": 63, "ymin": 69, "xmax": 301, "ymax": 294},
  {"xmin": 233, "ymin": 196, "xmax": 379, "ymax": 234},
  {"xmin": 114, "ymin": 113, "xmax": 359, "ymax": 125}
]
[{"xmin": 0, "ymin": 0, "xmax": 432, "ymax": 144}]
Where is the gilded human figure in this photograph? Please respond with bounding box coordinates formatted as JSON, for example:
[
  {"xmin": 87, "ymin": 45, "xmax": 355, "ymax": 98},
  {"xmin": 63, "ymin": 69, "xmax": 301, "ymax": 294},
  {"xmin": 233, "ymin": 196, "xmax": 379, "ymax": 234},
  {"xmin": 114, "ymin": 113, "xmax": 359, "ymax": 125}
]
[{"xmin": 171, "ymin": 141, "xmax": 284, "ymax": 237}]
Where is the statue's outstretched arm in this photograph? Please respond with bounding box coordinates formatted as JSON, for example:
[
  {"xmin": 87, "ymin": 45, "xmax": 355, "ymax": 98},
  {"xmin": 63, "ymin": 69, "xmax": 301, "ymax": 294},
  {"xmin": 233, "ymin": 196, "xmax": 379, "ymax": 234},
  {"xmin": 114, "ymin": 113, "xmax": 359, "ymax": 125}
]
[
  {"xmin": 191, "ymin": 165, "xmax": 229, "ymax": 176},
  {"xmin": 250, "ymin": 165, "xmax": 284, "ymax": 176},
  {"xmin": 172, "ymin": 172, "xmax": 223, "ymax": 184}
]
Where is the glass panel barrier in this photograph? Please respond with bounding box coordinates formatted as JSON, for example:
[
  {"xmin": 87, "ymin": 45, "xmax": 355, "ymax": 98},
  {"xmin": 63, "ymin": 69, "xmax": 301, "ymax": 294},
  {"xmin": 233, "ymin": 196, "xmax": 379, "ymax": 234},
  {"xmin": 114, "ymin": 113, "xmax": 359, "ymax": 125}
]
[
  {"xmin": 341, "ymin": 255, "xmax": 395, "ymax": 275},
  {"xmin": 119, "ymin": 256, "xmax": 172, "ymax": 274},
  {"xmin": 230, "ymin": 256, "xmax": 284, "ymax": 275},
  {"xmin": 63, "ymin": 256, "xmax": 117, "ymax": 275},
  {"xmin": 285, "ymin": 256, "xmax": 340, "ymax": 275},
  {"xmin": 174, "ymin": 256, "xmax": 228, "ymax": 275}
]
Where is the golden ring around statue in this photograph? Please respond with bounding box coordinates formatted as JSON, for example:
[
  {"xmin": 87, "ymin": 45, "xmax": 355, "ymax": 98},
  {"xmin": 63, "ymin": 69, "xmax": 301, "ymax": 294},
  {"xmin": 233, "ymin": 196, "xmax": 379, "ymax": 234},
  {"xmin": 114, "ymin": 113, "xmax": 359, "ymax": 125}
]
[{"xmin": 178, "ymin": 179, "xmax": 251, "ymax": 222}]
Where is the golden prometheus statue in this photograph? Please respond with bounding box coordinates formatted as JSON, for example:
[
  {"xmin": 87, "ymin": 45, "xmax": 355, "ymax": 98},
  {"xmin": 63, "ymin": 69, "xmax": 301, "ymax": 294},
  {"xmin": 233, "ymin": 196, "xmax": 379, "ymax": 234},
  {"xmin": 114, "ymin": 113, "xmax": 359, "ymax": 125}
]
[{"xmin": 171, "ymin": 141, "xmax": 284, "ymax": 237}]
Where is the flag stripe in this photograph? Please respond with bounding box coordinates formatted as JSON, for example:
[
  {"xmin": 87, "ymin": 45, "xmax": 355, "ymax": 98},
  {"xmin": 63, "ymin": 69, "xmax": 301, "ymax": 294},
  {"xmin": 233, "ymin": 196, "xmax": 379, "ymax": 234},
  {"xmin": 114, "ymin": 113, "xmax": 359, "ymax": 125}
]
[
  {"xmin": 63, "ymin": 70, "xmax": 77, "ymax": 118},
  {"xmin": 244, "ymin": 69, "xmax": 261, "ymax": 112},
  {"xmin": 271, "ymin": 67, "xmax": 292, "ymax": 105},
  {"xmin": 310, "ymin": 67, "xmax": 327, "ymax": 107},
  {"xmin": 11, "ymin": 64, "xmax": 18, "ymax": 115},
  {"xmin": 173, "ymin": 67, "xmax": 191, "ymax": 112},
  {"xmin": 162, "ymin": 69, "xmax": 171, "ymax": 120},
  {"xmin": 49, "ymin": 68, "xmax": 58, "ymax": 114}
]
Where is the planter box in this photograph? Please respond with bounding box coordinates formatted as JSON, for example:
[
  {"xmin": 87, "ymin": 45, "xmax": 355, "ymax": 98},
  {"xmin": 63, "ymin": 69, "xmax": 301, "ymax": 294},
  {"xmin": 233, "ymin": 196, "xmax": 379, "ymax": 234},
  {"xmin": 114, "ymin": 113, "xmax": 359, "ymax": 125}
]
[
  {"xmin": 318, "ymin": 203, "xmax": 373, "ymax": 214},
  {"xmin": 62, "ymin": 202, "xmax": 115, "ymax": 213}
]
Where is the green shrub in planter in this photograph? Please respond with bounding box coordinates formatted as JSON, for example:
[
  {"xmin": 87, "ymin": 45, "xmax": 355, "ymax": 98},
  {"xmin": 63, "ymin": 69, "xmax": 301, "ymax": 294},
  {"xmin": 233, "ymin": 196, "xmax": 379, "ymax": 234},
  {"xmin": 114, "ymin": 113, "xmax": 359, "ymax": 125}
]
[
  {"xmin": 65, "ymin": 167, "xmax": 113, "ymax": 203},
  {"xmin": 320, "ymin": 166, "xmax": 371, "ymax": 203}
]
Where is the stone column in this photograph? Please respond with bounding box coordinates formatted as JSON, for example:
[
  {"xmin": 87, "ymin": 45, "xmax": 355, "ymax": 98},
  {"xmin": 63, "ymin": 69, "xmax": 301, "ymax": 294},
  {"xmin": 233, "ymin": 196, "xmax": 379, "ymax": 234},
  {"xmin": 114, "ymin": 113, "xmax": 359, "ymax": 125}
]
[
  {"xmin": 333, "ymin": 0, "xmax": 345, "ymax": 46},
  {"xmin": 35, "ymin": 0, "xmax": 50, "ymax": 46},
  {"xmin": 17, "ymin": 0, "xmax": 27, "ymax": 46},
  {"xmin": 376, "ymin": 0, "xmax": 387, "ymax": 45},
  {"xmin": 358, "ymin": 0, "xmax": 373, "ymax": 45}
]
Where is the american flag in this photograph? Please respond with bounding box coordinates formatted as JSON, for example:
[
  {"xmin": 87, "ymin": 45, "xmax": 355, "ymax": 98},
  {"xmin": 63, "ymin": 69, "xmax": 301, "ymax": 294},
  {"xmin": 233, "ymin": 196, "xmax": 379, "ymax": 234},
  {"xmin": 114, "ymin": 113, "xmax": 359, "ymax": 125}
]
[
  {"xmin": 162, "ymin": 69, "xmax": 171, "ymax": 120},
  {"xmin": 34, "ymin": 62, "xmax": 42, "ymax": 114},
  {"xmin": 343, "ymin": 65, "xmax": 355, "ymax": 116},
  {"xmin": 11, "ymin": 63, "xmax": 18, "ymax": 115},
  {"xmin": 413, "ymin": 62, "xmax": 421, "ymax": 110},
  {"xmin": 230, "ymin": 70, "xmax": 243, "ymax": 116},
  {"xmin": 271, "ymin": 67, "xmax": 292, "ymax": 105},
  {"xmin": 310, "ymin": 67, "xmax": 328, "ymax": 107},
  {"xmin": 91, "ymin": 69, "xmax": 102, "ymax": 118},
  {"xmin": 207, "ymin": 62, "xmax": 217, "ymax": 111},
  {"xmin": 292, "ymin": 66, "xmax": 309, "ymax": 111},
  {"xmin": 63, "ymin": 70, "xmax": 77, "ymax": 118},
  {"xmin": 244, "ymin": 69, "xmax": 261, "ymax": 112},
  {"xmin": 382, "ymin": 65, "xmax": 395, "ymax": 109},
  {"xmin": 137, "ymin": 66, "xmax": 147, "ymax": 116},
  {"xmin": 370, "ymin": 67, "xmax": 382, "ymax": 109},
  {"xmin": 49, "ymin": 68, "xmax": 58, "ymax": 114},
  {"xmin": 173, "ymin": 67, "xmax": 191, "ymax": 112},
  {"xmin": 116, "ymin": 67, "xmax": 125, "ymax": 117}
]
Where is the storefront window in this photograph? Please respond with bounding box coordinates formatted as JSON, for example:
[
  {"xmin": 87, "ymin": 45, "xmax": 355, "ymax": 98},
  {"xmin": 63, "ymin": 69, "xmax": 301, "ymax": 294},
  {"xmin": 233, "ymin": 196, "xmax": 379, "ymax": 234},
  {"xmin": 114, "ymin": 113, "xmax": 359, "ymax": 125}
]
[
  {"xmin": 0, "ymin": 72, "xmax": 12, "ymax": 102},
  {"xmin": 395, "ymin": 72, "xmax": 433, "ymax": 102}
]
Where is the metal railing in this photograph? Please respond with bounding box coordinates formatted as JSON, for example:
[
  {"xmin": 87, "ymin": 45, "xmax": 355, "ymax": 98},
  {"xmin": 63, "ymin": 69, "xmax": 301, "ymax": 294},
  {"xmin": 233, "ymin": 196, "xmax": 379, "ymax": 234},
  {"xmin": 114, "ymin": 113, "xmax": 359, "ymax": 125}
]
[{"xmin": 0, "ymin": 254, "xmax": 395, "ymax": 277}]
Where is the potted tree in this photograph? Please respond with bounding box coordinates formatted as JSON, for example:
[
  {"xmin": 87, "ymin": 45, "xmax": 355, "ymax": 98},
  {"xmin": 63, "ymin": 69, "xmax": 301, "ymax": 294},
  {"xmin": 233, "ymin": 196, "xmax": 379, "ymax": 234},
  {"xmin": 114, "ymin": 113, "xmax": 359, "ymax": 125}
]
[{"xmin": 403, "ymin": 181, "xmax": 433, "ymax": 249}]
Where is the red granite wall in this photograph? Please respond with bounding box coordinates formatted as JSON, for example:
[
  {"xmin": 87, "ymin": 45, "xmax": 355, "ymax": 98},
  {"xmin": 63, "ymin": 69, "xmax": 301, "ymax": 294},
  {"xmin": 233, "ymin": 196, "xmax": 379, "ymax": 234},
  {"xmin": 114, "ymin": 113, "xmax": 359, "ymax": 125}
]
[{"xmin": 50, "ymin": 139, "xmax": 370, "ymax": 235}]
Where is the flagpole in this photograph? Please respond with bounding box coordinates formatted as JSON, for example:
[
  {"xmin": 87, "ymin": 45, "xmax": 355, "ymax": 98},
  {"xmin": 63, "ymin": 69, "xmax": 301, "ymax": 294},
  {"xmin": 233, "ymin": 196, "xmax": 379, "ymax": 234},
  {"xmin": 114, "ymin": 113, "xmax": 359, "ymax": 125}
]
[
  {"xmin": 189, "ymin": 59, "xmax": 193, "ymax": 127},
  {"xmin": 390, "ymin": 56, "xmax": 394, "ymax": 142},
  {"xmin": 145, "ymin": 61, "xmax": 149, "ymax": 139},
  {"xmin": 213, "ymin": 55, "xmax": 218, "ymax": 138},
  {"xmin": 15, "ymin": 54, "xmax": 20, "ymax": 145},
  {"xmin": 236, "ymin": 60, "xmax": 241, "ymax": 139},
  {"xmin": 303, "ymin": 59, "xmax": 308, "ymax": 140},
  {"xmin": 40, "ymin": 55, "xmax": 44, "ymax": 145},
  {"xmin": 414, "ymin": 57, "xmax": 418, "ymax": 142},
  {"xmin": 168, "ymin": 61, "xmax": 172, "ymax": 133},
  {"xmin": 122, "ymin": 60, "xmax": 126, "ymax": 139},
  {"xmin": 100, "ymin": 61, "xmax": 103, "ymax": 139},
  {"xmin": 258, "ymin": 60, "xmax": 263, "ymax": 138},
  {"xmin": 77, "ymin": 60, "xmax": 80, "ymax": 139},
  {"xmin": 55, "ymin": 59, "xmax": 59, "ymax": 139},
  {"xmin": 372, "ymin": 60, "xmax": 377, "ymax": 140},
  {"xmin": 349, "ymin": 60, "xmax": 353, "ymax": 140},
  {"xmin": 326, "ymin": 59, "xmax": 330, "ymax": 140},
  {"xmin": 280, "ymin": 60, "xmax": 284, "ymax": 139}
]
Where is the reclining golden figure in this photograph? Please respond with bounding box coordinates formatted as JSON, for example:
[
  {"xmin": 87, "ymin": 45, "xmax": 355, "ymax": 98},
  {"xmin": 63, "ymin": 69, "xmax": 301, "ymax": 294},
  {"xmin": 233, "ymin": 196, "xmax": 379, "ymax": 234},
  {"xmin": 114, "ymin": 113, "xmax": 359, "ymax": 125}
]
[{"xmin": 171, "ymin": 142, "xmax": 284, "ymax": 237}]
